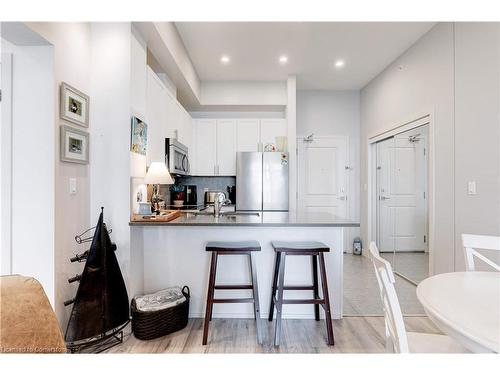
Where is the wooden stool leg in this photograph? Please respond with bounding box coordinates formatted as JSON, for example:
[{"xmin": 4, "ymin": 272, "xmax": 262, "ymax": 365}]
[
  {"xmin": 312, "ymin": 254, "xmax": 320, "ymax": 321},
  {"xmin": 274, "ymin": 252, "xmax": 286, "ymax": 346},
  {"xmin": 318, "ymin": 252, "xmax": 334, "ymax": 345},
  {"xmin": 268, "ymin": 252, "xmax": 281, "ymax": 321},
  {"xmin": 249, "ymin": 252, "xmax": 262, "ymax": 344},
  {"xmin": 209, "ymin": 252, "xmax": 219, "ymax": 322},
  {"xmin": 202, "ymin": 251, "xmax": 218, "ymax": 345}
]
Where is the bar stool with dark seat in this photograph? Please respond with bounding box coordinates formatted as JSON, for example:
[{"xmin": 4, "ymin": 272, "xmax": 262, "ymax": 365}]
[
  {"xmin": 268, "ymin": 241, "xmax": 334, "ymax": 346},
  {"xmin": 202, "ymin": 241, "xmax": 262, "ymax": 345}
]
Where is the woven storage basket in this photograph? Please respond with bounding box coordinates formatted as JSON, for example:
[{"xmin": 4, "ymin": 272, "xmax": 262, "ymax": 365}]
[{"xmin": 131, "ymin": 286, "xmax": 190, "ymax": 340}]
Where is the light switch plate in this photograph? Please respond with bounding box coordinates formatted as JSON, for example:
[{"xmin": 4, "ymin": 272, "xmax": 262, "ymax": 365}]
[
  {"xmin": 69, "ymin": 178, "xmax": 77, "ymax": 195},
  {"xmin": 467, "ymin": 181, "xmax": 476, "ymax": 195}
]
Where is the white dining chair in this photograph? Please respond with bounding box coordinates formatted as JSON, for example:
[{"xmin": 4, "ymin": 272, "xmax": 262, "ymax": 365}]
[
  {"xmin": 369, "ymin": 242, "xmax": 469, "ymax": 353},
  {"xmin": 461, "ymin": 234, "xmax": 500, "ymax": 271}
]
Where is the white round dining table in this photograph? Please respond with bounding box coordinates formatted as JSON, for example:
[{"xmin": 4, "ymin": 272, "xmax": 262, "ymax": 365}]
[{"xmin": 416, "ymin": 271, "xmax": 500, "ymax": 353}]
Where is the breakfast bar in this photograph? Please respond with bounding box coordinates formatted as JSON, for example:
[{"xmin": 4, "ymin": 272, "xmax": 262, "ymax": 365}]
[{"xmin": 130, "ymin": 211, "xmax": 359, "ymax": 320}]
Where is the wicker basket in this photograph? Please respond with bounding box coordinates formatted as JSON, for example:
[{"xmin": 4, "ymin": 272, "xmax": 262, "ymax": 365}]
[{"xmin": 131, "ymin": 286, "xmax": 190, "ymax": 340}]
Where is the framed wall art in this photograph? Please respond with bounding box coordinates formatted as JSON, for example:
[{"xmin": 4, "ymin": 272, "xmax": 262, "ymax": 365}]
[
  {"xmin": 130, "ymin": 116, "xmax": 148, "ymax": 156},
  {"xmin": 60, "ymin": 82, "xmax": 89, "ymax": 127},
  {"xmin": 60, "ymin": 125, "xmax": 89, "ymax": 164}
]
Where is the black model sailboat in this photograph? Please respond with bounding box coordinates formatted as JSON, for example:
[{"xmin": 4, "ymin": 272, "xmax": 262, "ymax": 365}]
[{"xmin": 65, "ymin": 208, "xmax": 129, "ymax": 352}]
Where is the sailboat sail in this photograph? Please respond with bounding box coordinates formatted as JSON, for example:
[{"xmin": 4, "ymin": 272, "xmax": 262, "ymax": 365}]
[{"xmin": 65, "ymin": 209, "xmax": 129, "ymax": 344}]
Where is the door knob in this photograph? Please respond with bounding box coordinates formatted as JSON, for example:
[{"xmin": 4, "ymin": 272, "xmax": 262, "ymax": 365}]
[{"xmin": 337, "ymin": 196, "xmax": 347, "ymax": 201}]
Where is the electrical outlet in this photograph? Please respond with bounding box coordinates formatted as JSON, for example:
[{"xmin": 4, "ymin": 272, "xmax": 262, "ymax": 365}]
[{"xmin": 467, "ymin": 181, "xmax": 477, "ymax": 195}]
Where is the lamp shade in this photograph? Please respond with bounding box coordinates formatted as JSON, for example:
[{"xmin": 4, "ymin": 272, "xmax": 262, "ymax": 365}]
[{"xmin": 144, "ymin": 162, "xmax": 174, "ymax": 185}]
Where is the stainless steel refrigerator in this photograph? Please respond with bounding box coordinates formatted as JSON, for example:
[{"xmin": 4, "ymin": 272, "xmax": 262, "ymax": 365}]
[{"xmin": 236, "ymin": 152, "xmax": 289, "ymax": 211}]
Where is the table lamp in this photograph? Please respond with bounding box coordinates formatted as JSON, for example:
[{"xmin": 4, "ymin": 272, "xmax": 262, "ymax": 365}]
[{"xmin": 144, "ymin": 161, "xmax": 174, "ymax": 214}]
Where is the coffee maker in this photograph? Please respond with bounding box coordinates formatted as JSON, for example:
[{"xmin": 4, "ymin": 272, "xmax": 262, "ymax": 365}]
[{"xmin": 185, "ymin": 185, "xmax": 197, "ymax": 205}]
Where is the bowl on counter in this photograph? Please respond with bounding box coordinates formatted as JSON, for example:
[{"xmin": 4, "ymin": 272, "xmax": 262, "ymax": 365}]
[{"xmin": 173, "ymin": 200, "xmax": 184, "ymax": 207}]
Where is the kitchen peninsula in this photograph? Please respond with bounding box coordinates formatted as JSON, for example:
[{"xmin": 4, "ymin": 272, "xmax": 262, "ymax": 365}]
[{"xmin": 130, "ymin": 211, "xmax": 359, "ymax": 319}]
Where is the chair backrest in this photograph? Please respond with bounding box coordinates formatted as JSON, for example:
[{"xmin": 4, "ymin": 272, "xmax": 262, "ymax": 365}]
[
  {"xmin": 369, "ymin": 242, "xmax": 409, "ymax": 353},
  {"xmin": 461, "ymin": 234, "xmax": 500, "ymax": 272}
]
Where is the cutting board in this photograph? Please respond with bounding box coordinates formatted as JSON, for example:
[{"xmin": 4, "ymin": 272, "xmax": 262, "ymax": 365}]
[{"xmin": 131, "ymin": 210, "xmax": 181, "ymax": 223}]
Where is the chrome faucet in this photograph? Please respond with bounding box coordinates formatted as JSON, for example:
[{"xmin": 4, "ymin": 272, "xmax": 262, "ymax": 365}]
[{"xmin": 214, "ymin": 192, "xmax": 231, "ymax": 218}]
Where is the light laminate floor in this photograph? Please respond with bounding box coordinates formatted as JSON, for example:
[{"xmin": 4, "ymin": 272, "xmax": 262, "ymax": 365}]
[
  {"xmin": 343, "ymin": 254, "xmax": 425, "ymax": 316},
  {"xmin": 384, "ymin": 252, "xmax": 429, "ymax": 284},
  {"xmin": 104, "ymin": 316, "xmax": 439, "ymax": 354}
]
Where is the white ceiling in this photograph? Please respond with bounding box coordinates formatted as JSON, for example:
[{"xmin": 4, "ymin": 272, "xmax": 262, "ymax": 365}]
[{"xmin": 175, "ymin": 22, "xmax": 435, "ymax": 90}]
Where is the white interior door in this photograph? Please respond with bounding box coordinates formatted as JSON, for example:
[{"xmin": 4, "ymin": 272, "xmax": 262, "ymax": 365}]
[
  {"xmin": 298, "ymin": 137, "xmax": 348, "ymax": 218},
  {"xmin": 377, "ymin": 126, "xmax": 428, "ymax": 253}
]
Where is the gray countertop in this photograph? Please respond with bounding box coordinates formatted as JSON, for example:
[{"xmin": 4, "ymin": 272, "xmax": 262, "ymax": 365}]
[{"xmin": 129, "ymin": 211, "xmax": 360, "ymax": 227}]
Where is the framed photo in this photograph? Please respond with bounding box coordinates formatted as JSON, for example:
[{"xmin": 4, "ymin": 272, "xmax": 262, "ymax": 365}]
[
  {"xmin": 130, "ymin": 116, "xmax": 148, "ymax": 156},
  {"xmin": 60, "ymin": 82, "xmax": 89, "ymax": 127},
  {"xmin": 60, "ymin": 125, "xmax": 89, "ymax": 164}
]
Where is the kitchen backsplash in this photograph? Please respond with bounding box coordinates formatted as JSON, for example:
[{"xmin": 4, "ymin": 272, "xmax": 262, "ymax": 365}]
[{"xmin": 176, "ymin": 176, "xmax": 236, "ymax": 205}]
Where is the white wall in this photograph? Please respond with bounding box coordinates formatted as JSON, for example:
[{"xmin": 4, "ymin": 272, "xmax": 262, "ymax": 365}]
[
  {"xmin": 0, "ymin": 49, "xmax": 13, "ymax": 275},
  {"xmin": 360, "ymin": 22, "xmax": 500, "ymax": 273},
  {"xmin": 297, "ymin": 90, "xmax": 361, "ymax": 251},
  {"xmin": 361, "ymin": 23, "xmax": 455, "ymax": 274},
  {"xmin": 200, "ymin": 81, "xmax": 287, "ymax": 106},
  {"xmin": 190, "ymin": 111, "xmax": 284, "ymax": 119},
  {"xmin": 26, "ymin": 22, "xmax": 92, "ymax": 327},
  {"xmin": 287, "ymin": 76, "xmax": 297, "ymax": 213},
  {"xmin": 453, "ymin": 23, "xmax": 500, "ymax": 270},
  {"xmin": 90, "ymin": 23, "xmax": 145, "ymax": 302},
  {"xmin": 1, "ymin": 39, "xmax": 55, "ymax": 304}
]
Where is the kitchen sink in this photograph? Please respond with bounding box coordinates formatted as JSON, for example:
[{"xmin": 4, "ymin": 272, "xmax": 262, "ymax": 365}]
[
  {"xmin": 187, "ymin": 211, "xmax": 259, "ymax": 217},
  {"xmin": 221, "ymin": 212, "xmax": 260, "ymax": 217},
  {"xmin": 187, "ymin": 211, "xmax": 213, "ymax": 216}
]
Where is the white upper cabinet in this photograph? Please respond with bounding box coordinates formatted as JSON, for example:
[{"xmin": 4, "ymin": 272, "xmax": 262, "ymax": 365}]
[
  {"xmin": 146, "ymin": 66, "xmax": 193, "ymax": 168},
  {"xmin": 177, "ymin": 104, "xmax": 193, "ymax": 153},
  {"xmin": 260, "ymin": 119, "xmax": 287, "ymax": 149},
  {"xmin": 192, "ymin": 117, "xmax": 287, "ymax": 176},
  {"xmin": 164, "ymin": 91, "xmax": 177, "ymax": 140},
  {"xmin": 236, "ymin": 119, "xmax": 261, "ymax": 152},
  {"xmin": 193, "ymin": 119, "xmax": 217, "ymax": 176},
  {"xmin": 146, "ymin": 67, "xmax": 169, "ymax": 166},
  {"xmin": 216, "ymin": 119, "xmax": 237, "ymax": 175}
]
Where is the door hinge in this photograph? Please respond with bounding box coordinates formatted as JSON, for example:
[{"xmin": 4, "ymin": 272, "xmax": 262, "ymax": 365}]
[
  {"xmin": 423, "ymin": 191, "xmax": 426, "ymax": 199},
  {"xmin": 424, "ymin": 148, "xmax": 426, "ymax": 156},
  {"xmin": 424, "ymin": 235, "xmax": 427, "ymax": 243}
]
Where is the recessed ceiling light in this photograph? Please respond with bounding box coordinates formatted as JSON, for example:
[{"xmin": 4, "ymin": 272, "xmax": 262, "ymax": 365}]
[
  {"xmin": 279, "ymin": 55, "xmax": 288, "ymax": 64},
  {"xmin": 334, "ymin": 60, "xmax": 345, "ymax": 69},
  {"xmin": 220, "ymin": 55, "xmax": 230, "ymax": 64}
]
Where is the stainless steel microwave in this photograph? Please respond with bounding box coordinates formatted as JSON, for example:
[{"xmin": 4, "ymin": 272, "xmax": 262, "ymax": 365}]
[{"xmin": 165, "ymin": 138, "xmax": 189, "ymax": 176}]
